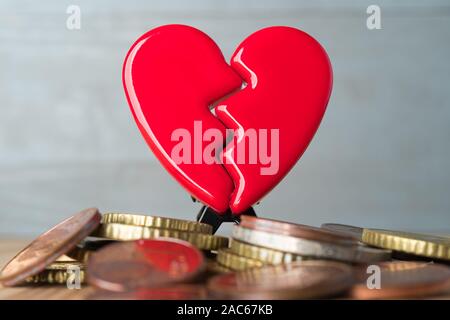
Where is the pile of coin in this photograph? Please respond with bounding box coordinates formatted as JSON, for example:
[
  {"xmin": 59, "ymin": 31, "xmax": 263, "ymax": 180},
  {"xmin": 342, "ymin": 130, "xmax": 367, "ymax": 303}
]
[
  {"xmin": 93, "ymin": 212, "xmax": 229, "ymax": 251},
  {"xmin": 214, "ymin": 216, "xmax": 391, "ymax": 272},
  {"xmin": 0, "ymin": 208, "xmax": 101, "ymax": 287},
  {"xmin": 1, "ymin": 207, "xmax": 450, "ymax": 299}
]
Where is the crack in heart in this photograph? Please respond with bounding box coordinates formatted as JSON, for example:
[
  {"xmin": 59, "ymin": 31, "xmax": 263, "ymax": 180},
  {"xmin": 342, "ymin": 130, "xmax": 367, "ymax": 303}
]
[{"xmin": 207, "ymin": 83, "xmax": 247, "ymax": 169}]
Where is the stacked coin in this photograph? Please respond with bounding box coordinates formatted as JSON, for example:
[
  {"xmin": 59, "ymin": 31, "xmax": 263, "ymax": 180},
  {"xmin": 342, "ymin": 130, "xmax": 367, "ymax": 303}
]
[
  {"xmin": 208, "ymin": 260, "xmax": 355, "ymax": 299},
  {"xmin": 93, "ymin": 212, "xmax": 229, "ymax": 251},
  {"xmin": 25, "ymin": 261, "xmax": 86, "ymax": 285},
  {"xmin": 0, "ymin": 209, "xmax": 228, "ymax": 289},
  {"xmin": 319, "ymin": 223, "xmax": 450, "ymax": 298},
  {"xmin": 361, "ymin": 228, "xmax": 450, "ymax": 261},
  {"xmin": 321, "ymin": 223, "xmax": 450, "ymax": 263},
  {"xmin": 215, "ymin": 216, "xmax": 392, "ymax": 271},
  {"xmin": 0, "ymin": 208, "xmax": 101, "ymax": 286}
]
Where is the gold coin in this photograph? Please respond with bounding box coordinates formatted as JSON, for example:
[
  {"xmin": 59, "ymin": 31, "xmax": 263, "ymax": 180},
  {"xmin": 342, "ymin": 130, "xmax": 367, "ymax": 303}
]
[
  {"xmin": 94, "ymin": 223, "xmax": 229, "ymax": 251},
  {"xmin": 362, "ymin": 229, "xmax": 450, "ymax": 260},
  {"xmin": 206, "ymin": 260, "xmax": 233, "ymax": 274},
  {"xmin": 102, "ymin": 213, "xmax": 212, "ymax": 234},
  {"xmin": 25, "ymin": 261, "xmax": 85, "ymax": 285},
  {"xmin": 216, "ymin": 249, "xmax": 264, "ymax": 271},
  {"xmin": 230, "ymin": 240, "xmax": 307, "ymax": 264}
]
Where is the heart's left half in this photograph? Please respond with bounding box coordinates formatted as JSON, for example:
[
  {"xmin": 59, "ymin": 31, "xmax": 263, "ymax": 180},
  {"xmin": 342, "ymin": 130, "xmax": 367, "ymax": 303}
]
[{"xmin": 122, "ymin": 25, "xmax": 242, "ymax": 213}]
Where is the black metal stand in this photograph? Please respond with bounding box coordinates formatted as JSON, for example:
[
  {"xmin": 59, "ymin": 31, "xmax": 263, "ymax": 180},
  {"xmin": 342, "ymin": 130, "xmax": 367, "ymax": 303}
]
[{"xmin": 196, "ymin": 206, "xmax": 257, "ymax": 234}]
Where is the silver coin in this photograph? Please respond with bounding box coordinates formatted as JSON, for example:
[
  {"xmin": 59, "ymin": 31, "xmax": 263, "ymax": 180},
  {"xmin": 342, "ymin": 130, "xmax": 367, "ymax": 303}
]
[{"xmin": 232, "ymin": 226, "xmax": 391, "ymax": 264}]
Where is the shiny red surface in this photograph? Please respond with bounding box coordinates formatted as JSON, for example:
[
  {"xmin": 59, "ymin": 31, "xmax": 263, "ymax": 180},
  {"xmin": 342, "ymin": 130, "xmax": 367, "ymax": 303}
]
[
  {"xmin": 123, "ymin": 25, "xmax": 240, "ymax": 213},
  {"xmin": 135, "ymin": 239, "xmax": 204, "ymax": 275},
  {"xmin": 216, "ymin": 27, "xmax": 332, "ymax": 213},
  {"xmin": 123, "ymin": 25, "xmax": 332, "ymax": 214}
]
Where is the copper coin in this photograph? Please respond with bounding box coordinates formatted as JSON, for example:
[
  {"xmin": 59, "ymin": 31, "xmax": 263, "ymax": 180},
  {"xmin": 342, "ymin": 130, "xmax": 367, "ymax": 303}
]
[
  {"xmin": 321, "ymin": 223, "xmax": 364, "ymax": 241},
  {"xmin": 87, "ymin": 238, "xmax": 205, "ymax": 292},
  {"xmin": 351, "ymin": 261, "xmax": 450, "ymax": 299},
  {"xmin": 207, "ymin": 260, "xmax": 355, "ymax": 299},
  {"xmin": 0, "ymin": 208, "xmax": 101, "ymax": 286},
  {"xmin": 240, "ymin": 216, "xmax": 358, "ymax": 245},
  {"xmin": 89, "ymin": 285, "xmax": 208, "ymax": 300}
]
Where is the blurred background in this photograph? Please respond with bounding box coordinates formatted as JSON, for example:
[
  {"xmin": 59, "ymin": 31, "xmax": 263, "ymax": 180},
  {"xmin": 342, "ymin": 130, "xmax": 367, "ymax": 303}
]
[{"xmin": 1, "ymin": 0, "xmax": 449, "ymax": 237}]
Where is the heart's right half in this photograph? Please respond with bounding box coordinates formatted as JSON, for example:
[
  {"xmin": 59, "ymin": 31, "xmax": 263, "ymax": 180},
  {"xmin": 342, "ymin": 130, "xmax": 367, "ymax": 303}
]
[{"xmin": 123, "ymin": 25, "xmax": 332, "ymax": 214}]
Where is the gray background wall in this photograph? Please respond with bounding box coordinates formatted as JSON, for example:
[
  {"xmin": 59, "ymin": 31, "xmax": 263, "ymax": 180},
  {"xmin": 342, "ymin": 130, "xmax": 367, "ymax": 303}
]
[{"xmin": 1, "ymin": 0, "xmax": 449, "ymax": 237}]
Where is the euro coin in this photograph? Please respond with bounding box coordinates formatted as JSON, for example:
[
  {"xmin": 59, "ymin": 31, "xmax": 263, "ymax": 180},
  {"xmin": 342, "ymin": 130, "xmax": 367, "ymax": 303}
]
[
  {"xmin": 216, "ymin": 249, "xmax": 264, "ymax": 271},
  {"xmin": 0, "ymin": 208, "xmax": 101, "ymax": 286},
  {"xmin": 102, "ymin": 213, "xmax": 212, "ymax": 234},
  {"xmin": 362, "ymin": 229, "xmax": 450, "ymax": 261},
  {"xmin": 240, "ymin": 216, "xmax": 358, "ymax": 244},
  {"xmin": 87, "ymin": 239, "xmax": 205, "ymax": 292},
  {"xmin": 207, "ymin": 260, "xmax": 354, "ymax": 299},
  {"xmin": 229, "ymin": 240, "xmax": 307, "ymax": 264},
  {"xmin": 94, "ymin": 223, "xmax": 229, "ymax": 251},
  {"xmin": 25, "ymin": 261, "xmax": 86, "ymax": 285},
  {"xmin": 351, "ymin": 261, "xmax": 450, "ymax": 299}
]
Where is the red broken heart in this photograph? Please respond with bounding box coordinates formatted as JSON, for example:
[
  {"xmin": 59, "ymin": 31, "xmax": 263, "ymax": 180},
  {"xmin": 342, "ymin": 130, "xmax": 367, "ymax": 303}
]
[{"xmin": 123, "ymin": 25, "xmax": 332, "ymax": 214}]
